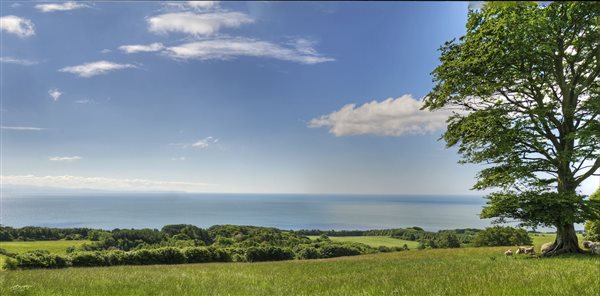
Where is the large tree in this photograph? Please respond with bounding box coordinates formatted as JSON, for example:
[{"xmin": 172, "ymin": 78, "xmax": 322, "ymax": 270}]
[{"xmin": 424, "ymin": 2, "xmax": 600, "ymax": 255}]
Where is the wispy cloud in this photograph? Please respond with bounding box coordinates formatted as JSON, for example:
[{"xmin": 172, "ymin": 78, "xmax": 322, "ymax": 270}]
[
  {"xmin": 48, "ymin": 88, "xmax": 62, "ymax": 101},
  {"xmin": 191, "ymin": 136, "xmax": 218, "ymax": 148},
  {"xmin": 35, "ymin": 1, "xmax": 88, "ymax": 13},
  {"xmin": 74, "ymin": 99, "xmax": 99, "ymax": 104},
  {"xmin": 309, "ymin": 95, "xmax": 455, "ymax": 137},
  {"xmin": 147, "ymin": 11, "xmax": 253, "ymax": 36},
  {"xmin": 59, "ymin": 60, "xmax": 136, "ymax": 78},
  {"xmin": 171, "ymin": 156, "xmax": 186, "ymax": 161},
  {"xmin": 119, "ymin": 42, "xmax": 164, "ymax": 54},
  {"xmin": 49, "ymin": 156, "xmax": 82, "ymax": 162},
  {"xmin": 0, "ymin": 56, "xmax": 38, "ymax": 66},
  {"xmin": 1, "ymin": 126, "xmax": 45, "ymax": 131},
  {"xmin": 163, "ymin": 38, "xmax": 334, "ymax": 64},
  {"xmin": 1, "ymin": 175, "xmax": 214, "ymax": 193},
  {"xmin": 163, "ymin": 1, "xmax": 219, "ymax": 12},
  {"xmin": 0, "ymin": 15, "xmax": 35, "ymax": 37},
  {"xmin": 171, "ymin": 136, "xmax": 218, "ymax": 149}
]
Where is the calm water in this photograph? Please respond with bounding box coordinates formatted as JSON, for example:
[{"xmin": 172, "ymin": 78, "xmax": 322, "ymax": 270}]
[{"xmin": 0, "ymin": 193, "xmax": 492, "ymax": 231}]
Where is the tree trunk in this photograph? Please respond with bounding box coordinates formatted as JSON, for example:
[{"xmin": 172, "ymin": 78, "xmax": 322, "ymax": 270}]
[{"xmin": 543, "ymin": 223, "xmax": 583, "ymax": 256}]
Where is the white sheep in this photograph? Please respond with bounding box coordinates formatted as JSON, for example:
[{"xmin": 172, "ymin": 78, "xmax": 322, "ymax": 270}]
[
  {"xmin": 516, "ymin": 247, "xmax": 525, "ymax": 254},
  {"xmin": 589, "ymin": 242, "xmax": 600, "ymax": 255},
  {"xmin": 505, "ymin": 249, "xmax": 513, "ymax": 256},
  {"xmin": 540, "ymin": 242, "xmax": 554, "ymax": 254},
  {"xmin": 582, "ymin": 240, "xmax": 593, "ymax": 249},
  {"xmin": 524, "ymin": 247, "xmax": 535, "ymax": 255}
]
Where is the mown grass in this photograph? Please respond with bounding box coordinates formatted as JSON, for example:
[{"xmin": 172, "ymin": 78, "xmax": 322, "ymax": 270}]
[
  {"xmin": 0, "ymin": 240, "xmax": 90, "ymax": 255},
  {"xmin": 0, "ymin": 240, "xmax": 90, "ymax": 269},
  {"xmin": 0, "ymin": 246, "xmax": 597, "ymax": 296},
  {"xmin": 307, "ymin": 236, "xmax": 420, "ymax": 249}
]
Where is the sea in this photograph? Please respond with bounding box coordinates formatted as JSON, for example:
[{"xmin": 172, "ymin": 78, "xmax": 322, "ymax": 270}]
[{"xmin": 0, "ymin": 193, "xmax": 499, "ymax": 231}]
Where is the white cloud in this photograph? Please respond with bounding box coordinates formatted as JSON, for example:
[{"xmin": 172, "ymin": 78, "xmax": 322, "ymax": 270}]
[
  {"xmin": 171, "ymin": 156, "xmax": 186, "ymax": 161},
  {"xmin": 49, "ymin": 156, "xmax": 81, "ymax": 162},
  {"xmin": 119, "ymin": 42, "xmax": 164, "ymax": 54},
  {"xmin": 308, "ymin": 95, "xmax": 455, "ymax": 137},
  {"xmin": 163, "ymin": 38, "xmax": 334, "ymax": 64},
  {"xmin": 1, "ymin": 126, "xmax": 45, "ymax": 131},
  {"xmin": 75, "ymin": 99, "xmax": 98, "ymax": 104},
  {"xmin": 147, "ymin": 11, "xmax": 253, "ymax": 36},
  {"xmin": 191, "ymin": 136, "xmax": 217, "ymax": 149},
  {"xmin": 0, "ymin": 56, "xmax": 38, "ymax": 66},
  {"xmin": 1, "ymin": 175, "xmax": 214, "ymax": 193},
  {"xmin": 101, "ymin": 49, "xmax": 112, "ymax": 54},
  {"xmin": 171, "ymin": 136, "xmax": 218, "ymax": 149},
  {"xmin": 164, "ymin": 1, "xmax": 219, "ymax": 11},
  {"xmin": 0, "ymin": 15, "xmax": 35, "ymax": 37},
  {"xmin": 59, "ymin": 61, "xmax": 136, "ymax": 77},
  {"xmin": 35, "ymin": 2, "xmax": 88, "ymax": 13},
  {"xmin": 48, "ymin": 88, "xmax": 62, "ymax": 101}
]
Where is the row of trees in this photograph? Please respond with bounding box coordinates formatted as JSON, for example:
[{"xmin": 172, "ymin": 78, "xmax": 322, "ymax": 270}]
[{"xmin": 3, "ymin": 238, "xmax": 403, "ymax": 270}]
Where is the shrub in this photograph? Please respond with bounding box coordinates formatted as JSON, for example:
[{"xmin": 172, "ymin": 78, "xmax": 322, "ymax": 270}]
[
  {"xmin": 129, "ymin": 249, "xmax": 160, "ymax": 265},
  {"xmin": 472, "ymin": 226, "xmax": 532, "ymax": 247},
  {"xmin": 2, "ymin": 257, "xmax": 18, "ymax": 270},
  {"xmin": 154, "ymin": 247, "xmax": 186, "ymax": 264},
  {"xmin": 245, "ymin": 246, "xmax": 295, "ymax": 262},
  {"xmin": 105, "ymin": 250, "xmax": 126, "ymax": 266},
  {"xmin": 14, "ymin": 250, "xmax": 68, "ymax": 269},
  {"xmin": 584, "ymin": 189, "xmax": 600, "ymax": 242},
  {"xmin": 297, "ymin": 246, "xmax": 320, "ymax": 259},
  {"xmin": 319, "ymin": 244, "xmax": 362, "ymax": 258},
  {"xmin": 70, "ymin": 252, "xmax": 108, "ymax": 267},
  {"xmin": 435, "ymin": 232, "xmax": 461, "ymax": 248},
  {"xmin": 209, "ymin": 247, "xmax": 232, "ymax": 262},
  {"xmin": 183, "ymin": 247, "xmax": 212, "ymax": 263}
]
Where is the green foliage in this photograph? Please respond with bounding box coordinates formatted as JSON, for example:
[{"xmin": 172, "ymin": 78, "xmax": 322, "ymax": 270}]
[
  {"xmin": 584, "ymin": 188, "xmax": 600, "ymax": 241},
  {"xmin": 245, "ymin": 246, "xmax": 295, "ymax": 262},
  {"xmin": 472, "ymin": 226, "xmax": 532, "ymax": 247},
  {"xmin": 296, "ymin": 246, "xmax": 320, "ymax": 259},
  {"xmin": 12, "ymin": 250, "xmax": 68, "ymax": 269},
  {"xmin": 70, "ymin": 252, "xmax": 109, "ymax": 267},
  {"xmin": 424, "ymin": 2, "xmax": 600, "ymax": 239},
  {"xmin": 182, "ymin": 247, "xmax": 212, "ymax": 263}
]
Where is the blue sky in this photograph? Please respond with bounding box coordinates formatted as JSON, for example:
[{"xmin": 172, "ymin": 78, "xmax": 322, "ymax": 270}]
[{"xmin": 1, "ymin": 1, "xmax": 597, "ymax": 195}]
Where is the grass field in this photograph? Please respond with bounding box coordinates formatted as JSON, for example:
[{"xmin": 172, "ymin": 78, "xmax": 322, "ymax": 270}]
[
  {"xmin": 0, "ymin": 235, "xmax": 597, "ymax": 295},
  {"xmin": 307, "ymin": 236, "xmax": 420, "ymax": 249},
  {"xmin": 0, "ymin": 246, "xmax": 597, "ymax": 295},
  {"xmin": 0, "ymin": 240, "xmax": 90, "ymax": 255},
  {"xmin": 0, "ymin": 240, "xmax": 90, "ymax": 269}
]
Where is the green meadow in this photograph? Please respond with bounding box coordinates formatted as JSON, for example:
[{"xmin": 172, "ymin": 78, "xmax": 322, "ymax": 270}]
[
  {"xmin": 1, "ymin": 235, "xmax": 597, "ymax": 296},
  {"xmin": 307, "ymin": 236, "xmax": 420, "ymax": 249}
]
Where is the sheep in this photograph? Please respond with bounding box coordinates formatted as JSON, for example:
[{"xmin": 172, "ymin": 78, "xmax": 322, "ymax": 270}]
[
  {"xmin": 504, "ymin": 249, "xmax": 513, "ymax": 256},
  {"xmin": 516, "ymin": 247, "xmax": 525, "ymax": 254},
  {"xmin": 540, "ymin": 242, "xmax": 554, "ymax": 254},
  {"xmin": 524, "ymin": 247, "xmax": 535, "ymax": 255},
  {"xmin": 582, "ymin": 240, "xmax": 593, "ymax": 249},
  {"xmin": 589, "ymin": 242, "xmax": 600, "ymax": 255}
]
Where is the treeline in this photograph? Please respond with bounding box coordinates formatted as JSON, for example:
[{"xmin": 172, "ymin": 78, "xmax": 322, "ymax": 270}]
[
  {"xmin": 3, "ymin": 239, "xmax": 405, "ymax": 270},
  {"xmin": 295, "ymin": 227, "xmax": 427, "ymax": 238},
  {"xmin": 0, "ymin": 226, "xmax": 92, "ymax": 241},
  {"xmin": 2, "ymin": 224, "xmax": 412, "ymax": 270},
  {"xmin": 296, "ymin": 227, "xmax": 483, "ymax": 248}
]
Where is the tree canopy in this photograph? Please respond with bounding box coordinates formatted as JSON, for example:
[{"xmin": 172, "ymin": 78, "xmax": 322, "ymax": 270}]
[{"xmin": 424, "ymin": 2, "xmax": 600, "ymax": 255}]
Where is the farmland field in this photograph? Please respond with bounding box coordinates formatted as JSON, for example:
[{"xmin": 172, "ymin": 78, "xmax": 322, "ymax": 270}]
[
  {"xmin": 0, "ymin": 235, "xmax": 597, "ymax": 295},
  {"xmin": 307, "ymin": 235, "xmax": 420, "ymax": 249}
]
